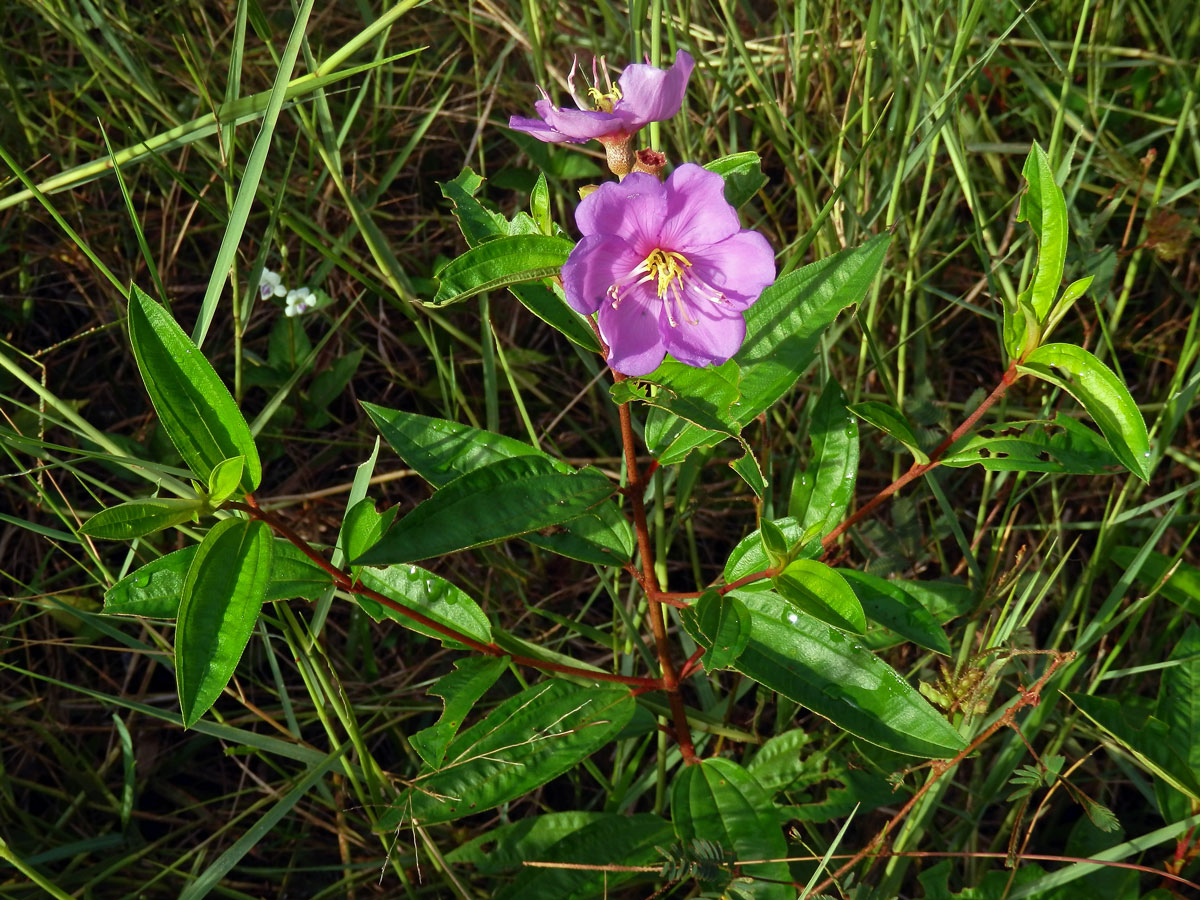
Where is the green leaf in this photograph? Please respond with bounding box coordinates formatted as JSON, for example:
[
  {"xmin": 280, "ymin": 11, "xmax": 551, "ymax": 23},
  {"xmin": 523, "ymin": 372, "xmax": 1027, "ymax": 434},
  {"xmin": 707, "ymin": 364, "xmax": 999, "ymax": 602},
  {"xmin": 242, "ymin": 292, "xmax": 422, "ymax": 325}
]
[
  {"xmin": 773, "ymin": 559, "xmax": 866, "ymax": 633},
  {"xmin": 103, "ymin": 540, "xmax": 332, "ymax": 618},
  {"xmin": 354, "ymin": 455, "xmax": 615, "ymax": 565},
  {"xmin": 1044, "ymin": 274, "xmax": 1094, "ymax": 336},
  {"xmin": 1155, "ymin": 626, "xmax": 1200, "ymax": 821},
  {"xmin": 176, "ymin": 518, "xmax": 273, "ymax": 728},
  {"xmin": 1109, "ymin": 547, "xmax": 1200, "ymax": 615},
  {"xmin": 362, "ymin": 403, "xmax": 631, "ymax": 564},
  {"xmin": 940, "ymin": 413, "xmax": 1122, "ymax": 475},
  {"xmin": 686, "ymin": 590, "xmax": 967, "ymax": 758},
  {"xmin": 377, "ymin": 680, "xmax": 634, "ymax": 829},
  {"xmin": 206, "ymin": 456, "xmax": 244, "ymax": 505},
  {"xmin": 671, "ymin": 758, "xmax": 792, "ymax": 899},
  {"xmin": 723, "ymin": 516, "xmax": 820, "ymax": 585},
  {"xmin": 510, "ymin": 281, "xmax": 601, "ymax": 352},
  {"xmin": 440, "ymin": 168, "xmax": 508, "ymax": 247},
  {"xmin": 759, "ymin": 519, "xmax": 790, "ymax": 569},
  {"xmin": 447, "ymin": 812, "xmax": 607, "ymax": 874},
  {"xmin": 431, "ymin": 235, "xmax": 573, "ymax": 306},
  {"xmin": 681, "ymin": 591, "xmax": 751, "ymax": 671},
  {"xmin": 1066, "ymin": 692, "xmax": 1200, "ymax": 802},
  {"xmin": 127, "ymin": 284, "xmax": 261, "ymax": 491},
  {"xmin": 635, "ymin": 360, "xmax": 743, "ymax": 465},
  {"xmin": 848, "ymin": 400, "xmax": 929, "ymax": 463},
  {"xmin": 705, "ymin": 152, "xmax": 769, "ymax": 209},
  {"xmin": 789, "ymin": 376, "xmax": 859, "ymax": 535},
  {"xmin": 838, "ymin": 569, "xmax": 952, "ymax": 656},
  {"xmin": 357, "ymin": 565, "xmax": 492, "ymax": 647},
  {"xmin": 79, "ymin": 497, "xmax": 205, "ymax": 540},
  {"xmin": 492, "ymin": 814, "xmax": 672, "ymax": 900},
  {"xmin": 411, "ymin": 656, "xmax": 509, "ymax": 769},
  {"xmin": 645, "ymin": 233, "xmax": 891, "ymax": 463},
  {"xmin": 1016, "ymin": 141, "xmax": 1068, "ymax": 322},
  {"xmin": 530, "ymin": 172, "xmax": 552, "ymax": 235},
  {"xmin": 1020, "ymin": 343, "xmax": 1151, "ymax": 481},
  {"xmin": 339, "ymin": 498, "xmax": 398, "ymax": 573}
]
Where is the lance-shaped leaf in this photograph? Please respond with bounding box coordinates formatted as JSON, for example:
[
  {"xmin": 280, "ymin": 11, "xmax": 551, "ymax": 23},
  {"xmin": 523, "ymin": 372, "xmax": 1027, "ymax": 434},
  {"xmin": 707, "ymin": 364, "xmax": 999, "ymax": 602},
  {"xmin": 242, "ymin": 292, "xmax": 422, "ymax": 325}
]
[
  {"xmin": 723, "ymin": 516, "xmax": 821, "ymax": 585},
  {"xmin": 357, "ymin": 564, "xmax": 492, "ymax": 648},
  {"xmin": 941, "ymin": 413, "xmax": 1122, "ymax": 475},
  {"xmin": 206, "ymin": 456, "xmax": 244, "ymax": 505},
  {"xmin": 353, "ymin": 447, "xmax": 617, "ymax": 566},
  {"xmin": 684, "ymin": 590, "xmax": 967, "ymax": 758},
  {"xmin": 80, "ymin": 497, "xmax": 206, "ymax": 540},
  {"xmin": 176, "ymin": 518, "xmax": 273, "ymax": 728},
  {"xmin": 362, "ymin": 403, "xmax": 631, "ymax": 564},
  {"xmin": 1066, "ymin": 692, "xmax": 1200, "ymax": 802},
  {"xmin": 848, "ymin": 400, "xmax": 929, "ymax": 463},
  {"xmin": 411, "ymin": 656, "xmax": 509, "ymax": 769},
  {"xmin": 104, "ymin": 539, "xmax": 332, "ymax": 618},
  {"xmin": 773, "ymin": 559, "xmax": 866, "ymax": 634},
  {"xmin": 1019, "ymin": 343, "xmax": 1151, "ymax": 481},
  {"xmin": 377, "ymin": 680, "xmax": 634, "ymax": 829},
  {"xmin": 839, "ymin": 569, "xmax": 952, "ymax": 656},
  {"xmin": 431, "ymin": 234, "xmax": 574, "ymax": 306},
  {"xmin": 492, "ymin": 814, "xmax": 673, "ymax": 900},
  {"xmin": 671, "ymin": 758, "xmax": 792, "ymax": 900},
  {"xmin": 790, "ymin": 376, "xmax": 859, "ymax": 535},
  {"xmin": 127, "ymin": 285, "xmax": 261, "ymax": 491},
  {"xmin": 680, "ymin": 591, "xmax": 751, "ymax": 671},
  {"xmin": 1016, "ymin": 142, "xmax": 1067, "ymax": 322}
]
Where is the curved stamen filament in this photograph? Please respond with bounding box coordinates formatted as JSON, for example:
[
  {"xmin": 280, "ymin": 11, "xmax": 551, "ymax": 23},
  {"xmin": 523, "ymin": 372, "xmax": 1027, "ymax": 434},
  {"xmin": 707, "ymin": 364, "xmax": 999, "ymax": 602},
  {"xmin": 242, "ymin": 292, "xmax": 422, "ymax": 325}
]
[{"xmin": 607, "ymin": 247, "xmax": 729, "ymax": 325}]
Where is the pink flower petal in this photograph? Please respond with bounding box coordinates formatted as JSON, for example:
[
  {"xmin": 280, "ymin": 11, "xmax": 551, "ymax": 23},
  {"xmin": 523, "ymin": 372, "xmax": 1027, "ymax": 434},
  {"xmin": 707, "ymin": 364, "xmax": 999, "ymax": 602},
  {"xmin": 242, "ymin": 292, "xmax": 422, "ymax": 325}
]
[
  {"xmin": 614, "ymin": 50, "xmax": 694, "ymax": 130},
  {"xmin": 659, "ymin": 163, "xmax": 741, "ymax": 249},
  {"xmin": 575, "ymin": 172, "xmax": 667, "ymax": 246},
  {"xmin": 662, "ymin": 301, "xmax": 747, "ymax": 369},
  {"xmin": 561, "ymin": 234, "xmax": 643, "ymax": 315},
  {"xmin": 597, "ymin": 284, "xmax": 668, "ymax": 376},
  {"xmin": 689, "ymin": 230, "xmax": 777, "ymax": 308}
]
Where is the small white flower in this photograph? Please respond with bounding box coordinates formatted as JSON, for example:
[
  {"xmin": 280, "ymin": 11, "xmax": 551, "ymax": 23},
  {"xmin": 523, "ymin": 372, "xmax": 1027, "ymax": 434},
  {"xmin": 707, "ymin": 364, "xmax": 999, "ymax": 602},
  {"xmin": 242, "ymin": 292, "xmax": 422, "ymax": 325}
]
[
  {"xmin": 259, "ymin": 268, "xmax": 287, "ymax": 300},
  {"xmin": 285, "ymin": 286, "xmax": 313, "ymax": 317}
]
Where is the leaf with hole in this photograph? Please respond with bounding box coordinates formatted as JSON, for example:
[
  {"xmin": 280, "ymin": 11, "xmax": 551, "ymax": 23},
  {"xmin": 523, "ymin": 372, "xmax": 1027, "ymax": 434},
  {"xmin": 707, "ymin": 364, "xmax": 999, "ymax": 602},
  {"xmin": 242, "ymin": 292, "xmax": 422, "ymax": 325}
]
[
  {"xmin": 377, "ymin": 679, "xmax": 634, "ymax": 829},
  {"xmin": 127, "ymin": 284, "xmax": 261, "ymax": 491},
  {"xmin": 941, "ymin": 414, "xmax": 1122, "ymax": 475},
  {"xmin": 176, "ymin": 518, "xmax": 272, "ymax": 728}
]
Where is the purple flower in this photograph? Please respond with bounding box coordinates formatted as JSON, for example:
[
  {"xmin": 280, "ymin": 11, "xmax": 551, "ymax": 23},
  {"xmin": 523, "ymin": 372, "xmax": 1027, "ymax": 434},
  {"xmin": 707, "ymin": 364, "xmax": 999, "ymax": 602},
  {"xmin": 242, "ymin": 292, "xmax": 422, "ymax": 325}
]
[
  {"xmin": 562, "ymin": 163, "xmax": 776, "ymax": 376},
  {"xmin": 509, "ymin": 50, "xmax": 694, "ymax": 145}
]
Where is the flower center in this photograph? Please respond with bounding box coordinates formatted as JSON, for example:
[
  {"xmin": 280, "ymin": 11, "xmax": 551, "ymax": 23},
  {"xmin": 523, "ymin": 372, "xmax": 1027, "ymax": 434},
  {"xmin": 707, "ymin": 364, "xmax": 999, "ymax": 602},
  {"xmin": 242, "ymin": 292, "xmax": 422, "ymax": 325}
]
[
  {"xmin": 607, "ymin": 248, "xmax": 729, "ymax": 327},
  {"xmin": 587, "ymin": 84, "xmax": 622, "ymax": 113}
]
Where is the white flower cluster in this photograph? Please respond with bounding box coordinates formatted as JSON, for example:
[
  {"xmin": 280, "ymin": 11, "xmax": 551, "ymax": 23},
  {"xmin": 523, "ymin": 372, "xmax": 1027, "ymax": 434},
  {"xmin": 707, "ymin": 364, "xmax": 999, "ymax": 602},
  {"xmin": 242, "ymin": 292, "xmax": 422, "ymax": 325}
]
[{"xmin": 258, "ymin": 268, "xmax": 318, "ymax": 317}]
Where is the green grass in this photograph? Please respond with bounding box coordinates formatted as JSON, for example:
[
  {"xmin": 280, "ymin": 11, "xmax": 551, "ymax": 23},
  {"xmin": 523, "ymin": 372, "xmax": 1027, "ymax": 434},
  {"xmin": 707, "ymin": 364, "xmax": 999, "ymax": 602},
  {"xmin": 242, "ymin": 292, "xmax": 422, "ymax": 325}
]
[{"xmin": 2, "ymin": 0, "xmax": 1198, "ymax": 897}]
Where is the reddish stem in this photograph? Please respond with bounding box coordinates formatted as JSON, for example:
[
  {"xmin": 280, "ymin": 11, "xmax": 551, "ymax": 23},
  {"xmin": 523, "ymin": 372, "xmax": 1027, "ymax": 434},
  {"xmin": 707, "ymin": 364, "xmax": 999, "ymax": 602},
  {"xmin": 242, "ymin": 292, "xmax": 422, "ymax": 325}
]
[
  {"xmin": 232, "ymin": 498, "xmax": 660, "ymax": 690},
  {"xmin": 612, "ymin": 373, "xmax": 697, "ymax": 763},
  {"xmin": 821, "ymin": 361, "xmax": 1021, "ymax": 552}
]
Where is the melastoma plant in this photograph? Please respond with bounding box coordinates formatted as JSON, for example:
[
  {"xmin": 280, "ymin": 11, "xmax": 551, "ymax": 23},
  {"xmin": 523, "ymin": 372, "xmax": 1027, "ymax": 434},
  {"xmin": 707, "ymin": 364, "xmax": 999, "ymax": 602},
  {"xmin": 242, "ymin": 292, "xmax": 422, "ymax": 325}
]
[{"xmin": 72, "ymin": 47, "xmax": 1165, "ymax": 900}]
